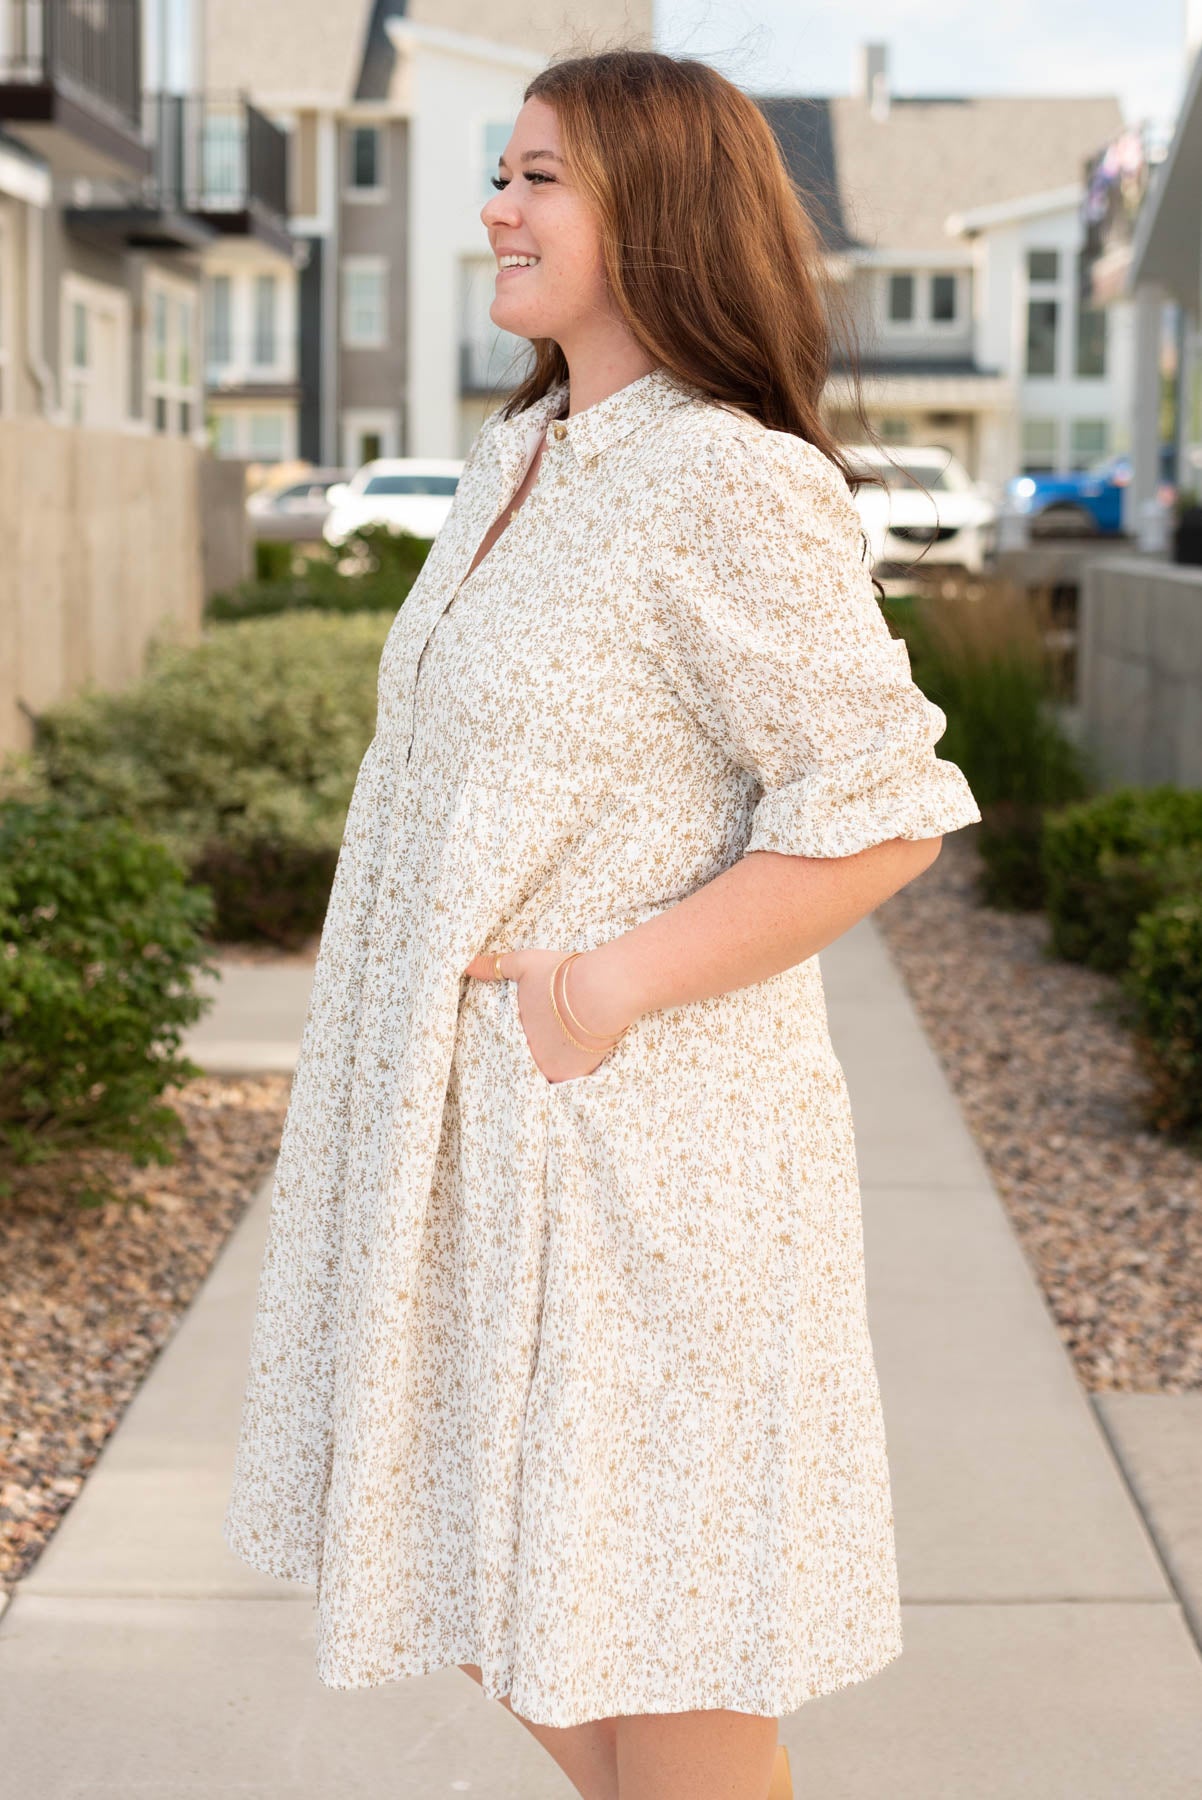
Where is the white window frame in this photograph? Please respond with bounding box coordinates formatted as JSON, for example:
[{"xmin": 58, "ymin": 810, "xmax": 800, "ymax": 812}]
[
  {"xmin": 341, "ymin": 407, "xmax": 398, "ymax": 467},
  {"xmin": 882, "ymin": 268, "xmax": 961, "ymax": 334},
  {"xmin": 341, "ymin": 255, "xmax": 388, "ymax": 349},
  {"xmin": 206, "ymin": 270, "xmax": 233, "ymax": 375},
  {"xmin": 61, "ymin": 272, "xmax": 130, "ymax": 429},
  {"xmin": 144, "ymin": 268, "xmax": 201, "ymax": 437},
  {"xmin": 343, "ymin": 121, "xmax": 386, "ymax": 202},
  {"xmin": 251, "ymin": 270, "xmax": 279, "ymax": 368},
  {"xmin": 206, "ymin": 404, "xmax": 297, "ymax": 462}
]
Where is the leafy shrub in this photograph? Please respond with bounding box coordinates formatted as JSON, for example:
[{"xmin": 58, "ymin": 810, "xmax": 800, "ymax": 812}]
[
  {"xmin": 0, "ymin": 798, "xmax": 215, "ymax": 1186},
  {"xmin": 211, "ymin": 523, "xmax": 429, "ymax": 620},
  {"xmin": 1042, "ymin": 786, "xmax": 1202, "ymax": 973},
  {"xmin": 888, "ymin": 581, "xmax": 1094, "ymax": 907},
  {"xmin": 29, "ymin": 611, "xmax": 392, "ymax": 946},
  {"xmin": 1124, "ymin": 895, "xmax": 1202, "ymax": 1143}
]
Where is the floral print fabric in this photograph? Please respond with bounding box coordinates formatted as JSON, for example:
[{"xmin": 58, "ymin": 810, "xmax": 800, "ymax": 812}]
[{"xmin": 222, "ymin": 364, "xmax": 982, "ymax": 1726}]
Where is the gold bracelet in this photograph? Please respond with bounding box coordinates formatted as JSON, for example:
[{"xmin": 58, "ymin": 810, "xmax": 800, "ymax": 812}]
[
  {"xmin": 560, "ymin": 951, "xmax": 630, "ymax": 1043},
  {"xmin": 549, "ymin": 954, "xmax": 626, "ymax": 1053}
]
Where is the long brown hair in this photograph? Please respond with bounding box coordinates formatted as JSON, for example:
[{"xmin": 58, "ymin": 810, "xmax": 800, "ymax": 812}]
[{"xmin": 498, "ymin": 48, "xmax": 888, "ymax": 516}]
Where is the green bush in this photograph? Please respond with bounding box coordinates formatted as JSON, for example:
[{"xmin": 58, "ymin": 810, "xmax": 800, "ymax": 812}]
[
  {"xmin": 0, "ymin": 798, "xmax": 215, "ymax": 1188},
  {"xmin": 30, "ymin": 611, "xmax": 392, "ymax": 946},
  {"xmin": 1124, "ymin": 895, "xmax": 1202, "ymax": 1143},
  {"xmin": 888, "ymin": 583, "xmax": 1094, "ymax": 907},
  {"xmin": 1042, "ymin": 786, "xmax": 1202, "ymax": 973},
  {"xmin": 212, "ymin": 523, "xmax": 429, "ymax": 621}
]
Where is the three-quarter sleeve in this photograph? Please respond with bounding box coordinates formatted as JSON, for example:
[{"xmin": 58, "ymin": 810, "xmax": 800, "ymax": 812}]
[{"xmin": 650, "ymin": 425, "xmax": 982, "ymax": 858}]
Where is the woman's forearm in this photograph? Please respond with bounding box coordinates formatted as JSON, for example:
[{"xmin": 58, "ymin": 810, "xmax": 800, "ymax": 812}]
[{"xmin": 570, "ymin": 836, "xmax": 943, "ymax": 1034}]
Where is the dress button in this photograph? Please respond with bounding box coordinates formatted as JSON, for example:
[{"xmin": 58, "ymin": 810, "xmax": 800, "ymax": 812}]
[{"xmin": 551, "ymin": 422, "xmax": 567, "ymax": 441}]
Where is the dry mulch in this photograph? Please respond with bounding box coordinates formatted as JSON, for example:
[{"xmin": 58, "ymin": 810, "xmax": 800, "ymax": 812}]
[
  {"xmin": 0, "ymin": 1072, "xmax": 292, "ymax": 1597},
  {"xmin": 875, "ymin": 827, "xmax": 1202, "ymax": 1394}
]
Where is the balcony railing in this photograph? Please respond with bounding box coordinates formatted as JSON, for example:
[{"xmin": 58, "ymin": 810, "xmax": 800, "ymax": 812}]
[
  {"xmin": 0, "ymin": 0, "xmax": 140, "ymax": 130},
  {"xmin": 143, "ymin": 91, "xmax": 287, "ymax": 220}
]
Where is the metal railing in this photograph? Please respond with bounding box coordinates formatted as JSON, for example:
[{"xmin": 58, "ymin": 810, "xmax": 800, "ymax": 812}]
[
  {"xmin": 142, "ymin": 91, "xmax": 287, "ymax": 218},
  {"xmin": 0, "ymin": 0, "xmax": 141, "ymax": 129}
]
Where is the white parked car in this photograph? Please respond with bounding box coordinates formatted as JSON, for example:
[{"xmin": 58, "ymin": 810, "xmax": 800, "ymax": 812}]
[
  {"xmin": 842, "ymin": 445, "xmax": 998, "ymax": 576},
  {"xmin": 322, "ymin": 458, "xmax": 464, "ymax": 548}
]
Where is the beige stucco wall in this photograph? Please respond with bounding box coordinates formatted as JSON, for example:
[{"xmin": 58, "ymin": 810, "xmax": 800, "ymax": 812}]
[{"xmin": 0, "ymin": 419, "xmax": 205, "ymax": 754}]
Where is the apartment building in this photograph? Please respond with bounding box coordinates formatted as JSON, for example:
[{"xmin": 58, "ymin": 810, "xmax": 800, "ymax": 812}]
[
  {"xmin": 203, "ymin": 0, "xmax": 652, "ymax": 465},
  {"xmin": 0, "ymin": 0, "xmax": 296, "ymax": 442},
  {"xmin": 761, "ymin": 43, "xmax": 1133, "ymax": 488}
]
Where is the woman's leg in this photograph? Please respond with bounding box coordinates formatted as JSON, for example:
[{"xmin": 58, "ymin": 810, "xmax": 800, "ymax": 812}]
[
  {"xmin": 456, "ymin": 1663, "xmax": 620, "ymax": 1800},
  {"xmin": 615, "ymin": 1708, "xmax": 780, "ymax": 1800}
]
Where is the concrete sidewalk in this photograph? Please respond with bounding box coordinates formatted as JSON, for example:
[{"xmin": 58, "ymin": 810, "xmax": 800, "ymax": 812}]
[{"xmin": 3, "ymin": 919, "xmax": 1201, "ymax": 1797}]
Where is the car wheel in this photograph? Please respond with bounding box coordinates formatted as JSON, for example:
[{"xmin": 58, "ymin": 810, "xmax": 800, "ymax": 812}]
[{"xmin": 1030, "ymin": 503, "xmax": 1098, "ymax": 539}]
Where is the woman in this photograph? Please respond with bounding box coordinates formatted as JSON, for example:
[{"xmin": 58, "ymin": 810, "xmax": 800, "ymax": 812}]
[{"xmin": 223, "ymin": 48, "xmax": 982, "ymax": 1800}]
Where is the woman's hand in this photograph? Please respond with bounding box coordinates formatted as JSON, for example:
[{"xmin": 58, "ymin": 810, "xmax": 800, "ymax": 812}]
[{"xmin": 463, "ymin": 946, "xmax": 640, "ymax": 1085}]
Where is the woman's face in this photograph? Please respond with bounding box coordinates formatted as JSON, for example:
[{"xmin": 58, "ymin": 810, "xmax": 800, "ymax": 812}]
[{"xmin": 481, "ymin": 98, "xmax": 609, "ymax": 350}]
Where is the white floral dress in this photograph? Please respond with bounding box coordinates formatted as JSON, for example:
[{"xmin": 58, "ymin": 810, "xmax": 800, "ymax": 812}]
[{"xmin": 222, "ymin": 364, "xmax": 981, "ymax": 1727}]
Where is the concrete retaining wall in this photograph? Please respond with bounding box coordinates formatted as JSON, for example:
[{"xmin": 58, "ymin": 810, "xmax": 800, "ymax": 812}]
[
  {"xmin": 0, "ymin": 419, "xmax": 205, "ymax": 756},
  {"xmin": 1078, "ymin": 554, "xmax": 1202, "ymax": 787}
]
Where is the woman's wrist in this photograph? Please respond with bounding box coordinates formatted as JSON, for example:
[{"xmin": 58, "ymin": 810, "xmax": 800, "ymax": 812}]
[{"xmin": 568, "ymin": 937, "xmax": 648, "ymax": 1038}]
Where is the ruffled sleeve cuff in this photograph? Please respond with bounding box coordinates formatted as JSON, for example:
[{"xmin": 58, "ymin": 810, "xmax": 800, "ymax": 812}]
[{"xmin": 744, "ymin": 715, "xmax": 983, "ymax": 860}]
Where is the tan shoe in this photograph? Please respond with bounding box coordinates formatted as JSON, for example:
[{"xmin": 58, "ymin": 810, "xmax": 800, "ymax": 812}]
[{"xmin": 767, "ymin": 1743, "xmax": 793, "ymax": 1799}]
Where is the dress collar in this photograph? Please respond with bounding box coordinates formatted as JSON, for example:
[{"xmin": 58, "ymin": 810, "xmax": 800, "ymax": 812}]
[{"xmin": 490, "ymin": 364, "xmax": 705, "ymax": 469}]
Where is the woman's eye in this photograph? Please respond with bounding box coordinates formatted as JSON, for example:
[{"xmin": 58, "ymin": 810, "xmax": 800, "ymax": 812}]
[{"xmin": 489, "ymin": 172, "xmax": 552, "ymax": 189}]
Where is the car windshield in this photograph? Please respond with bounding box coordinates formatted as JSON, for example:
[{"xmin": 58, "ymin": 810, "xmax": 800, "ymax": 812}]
[
  {"xmin": 849, "ymin": 460, "xmax": 950, "ymax": 492},
  {"xmin": 359, "ymin": 474, "xmax": 459, "ymax": 497}
]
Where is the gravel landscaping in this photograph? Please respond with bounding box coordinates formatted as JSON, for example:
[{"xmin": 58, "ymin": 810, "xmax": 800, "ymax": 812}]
[
  {"xmin": 875, "ymin": 826, "xmax": 1202, "ymax": 1395},
  {"xmin": 0, "ymin": 1073, "xmax": 291, "ymax": 1596}
]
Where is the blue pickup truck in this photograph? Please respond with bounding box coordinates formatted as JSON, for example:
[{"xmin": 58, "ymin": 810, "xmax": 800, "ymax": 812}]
[{"xmin": 1003, "ymin": 454, "xmax": 1131, "ymax": 537}]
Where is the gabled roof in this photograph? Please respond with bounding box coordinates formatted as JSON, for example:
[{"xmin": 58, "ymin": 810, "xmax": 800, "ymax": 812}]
[{"xmin": 757, "ymin": 93, "xmax": 1125, "ymax": 253}]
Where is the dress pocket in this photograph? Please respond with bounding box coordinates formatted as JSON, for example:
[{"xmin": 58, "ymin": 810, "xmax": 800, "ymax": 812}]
[{"xmin": 500, "ymin": 974, "xmax": 630, "ymax": 1091}]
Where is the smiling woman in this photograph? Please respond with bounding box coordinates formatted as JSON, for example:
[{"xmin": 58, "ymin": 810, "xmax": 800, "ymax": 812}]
[{"xmin": 222, "ymin": 47, "xmax": 981, "ymax": 1800}]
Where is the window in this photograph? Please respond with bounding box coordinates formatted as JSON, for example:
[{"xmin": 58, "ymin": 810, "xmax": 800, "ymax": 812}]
[
  {"xmin": 1070, "ymin": 419, "xmax": 1108, "ymax": 469},
  {"xmin": 248, "ymin": 412, "xmax": 286, "ymax": 460},
  {"xmin": 360, "ymin": 472, "xmax": 459, "ymax": 497},
  {"xmin": 878, "ymin": 415, "xmax": 910, "ymax": 443},
  {"xmin": 930, "ymin": 273, "xmax": 957, "ymax": 323},
  {"xmin": 214, "ymin": 413, "xmax": 238, "ymax": 455},
  {"xmin": 153, "ymin": 290, "xmax": 168, "ymax": 383},
  {"xmin": 72, "ymin": 299, "xmax": 87, "ymax": 369},
  {"xmin": 342, "ymin": 408, "xmax": 398, "ymax": 464},
  {"xmin": 206, "ymin": 273, "xmax": 231, "ymax": 368},
  {"xmin": 146, "ymin": 275, "xmax": 200, "ymax": 436},
  {"xmin": 1075, "ymin": 256, "xmax": 1107, "ymax": 377},
  {"xmin": 483, "ymin": 120, "xmax": 510, "ymax": 200},
  {"xmin": 1021, "ymin": 417, "xmax": 1058, "ymax": 473},
  {"xmin": 253, "ymin": 274, "xmax": 277, "ymax": 366},
  {"xmin": 1028, "ymin": 249, "xmax": 1059, "ymax": 282},
  {"xmin": 887, "ymin": 273, "xmax": 914, "ymax": 322},
  {"xmin": 342, "ymin": 259, "xmax": 387, "ymax": 348},
  {"xmin": 1026, "ymin": 299, "xmax": 1058, "ymax": 377},
  {"xmin": 347, "ymin": 124, "xmax": 382, "ymax": 192},
  {"xmin": 178, "ymin": 296, "xmax": 193, "ymax": 387}
]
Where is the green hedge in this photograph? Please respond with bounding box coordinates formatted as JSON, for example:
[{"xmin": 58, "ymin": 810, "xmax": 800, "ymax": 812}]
[
  {"xmin": 1125, "ymin": 896, "xmax": 1202, "ymax": 1143},
  {"xmin": 30, "ymin": 611, "xmax": 392, "ymax": 946},
  {"xmin": 1042, "ymin": 786, "xmax": 1202, "ymax": 973},
  {"xmin": 210, "ymin": 523, "xmax": 429, "ymax": 621},
  {"xmin": 0, "ymin": 798, "xmax": 215, "ymax": 1189}
]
